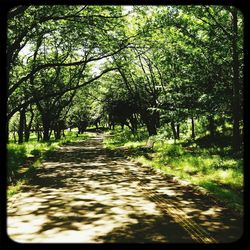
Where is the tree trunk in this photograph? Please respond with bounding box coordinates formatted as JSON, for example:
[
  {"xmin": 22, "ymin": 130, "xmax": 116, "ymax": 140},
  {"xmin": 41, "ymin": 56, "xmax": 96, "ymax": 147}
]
[
  {"xmin": 25, "ymin": 106, "xmax": 34, "ymax": 142},
  {"xmin": 155, "ymin": 112, "xmax": 160, "ymax": 128},
  {"xmin": 176, "ymin": 123, "xmax": 180, "ymax": 140},
  {"xmin": 54, "ymin": 128, "xmax": 61, "ymax": 140},
  {"xmin": 146, "ymin": 122, "xmax": 157, "ymax": 136},
  {"xmin": 43, "ymin": 128, "xmax": 50, "ymax": 141},
  {"xmin": 191, "ymin": 117, "xmax": 195, "ymax": 139},
  {"xmin": 171, "ymin": 122, "xmax": 177, "ymax": 142},
  {"xmin": 231, "ymin": 8, "xmax": 241, "ymax": 151},
  {"xmin": 42, "ymin": 120, "xmax": 51, "ymax": 141},
  {"xmin": 78, "ymin": 126, "xmax": 82, "ymax": 135},
  {"xmin": 141, "ymin": 111, "xmax": 157, "ymax": 136},
  {"xmin": 37, "ymin": 131, "xmax": 41, "ymax": 141},
  {"xmin": 18, "ymin": 108, "xmax": 26, "ymax": 144},
  {"xmin": 208, "ymin": 115, "xmax": 215, "ymax": 138}
]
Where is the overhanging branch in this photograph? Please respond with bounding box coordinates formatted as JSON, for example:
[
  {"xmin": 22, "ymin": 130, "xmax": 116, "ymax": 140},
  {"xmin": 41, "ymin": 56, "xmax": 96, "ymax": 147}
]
[{"xmin": 7, "ymin": 67, "xmax": 119, "ymax": 121}]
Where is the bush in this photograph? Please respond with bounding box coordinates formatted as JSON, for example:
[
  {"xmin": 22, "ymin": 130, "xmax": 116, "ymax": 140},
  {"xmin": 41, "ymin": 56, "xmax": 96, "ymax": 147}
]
[
  {"xmin": 160, "ymin": 144, "xmax": 184, "ymax": 157},
  {"xmin": 30, "ymin": 149, "xmax": 41, "ymax": 157},
  {"xmin": 155, "ymin": 143, "xmax": 185, "ymax": 165}
]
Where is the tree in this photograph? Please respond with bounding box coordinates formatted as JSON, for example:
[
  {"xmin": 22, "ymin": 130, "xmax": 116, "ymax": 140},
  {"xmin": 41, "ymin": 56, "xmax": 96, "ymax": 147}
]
[
  {"xmin": 7, "ymin": 5, "xmax": 131, "ymax": 135},
  {"xmin": 7, "ymin": 5, "xmax": 243, "ymax": 148}
]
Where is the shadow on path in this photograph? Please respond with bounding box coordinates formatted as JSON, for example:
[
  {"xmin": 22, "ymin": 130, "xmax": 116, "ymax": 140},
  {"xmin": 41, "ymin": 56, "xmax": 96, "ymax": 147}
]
[{"xmin": 7, "ymin": 133, "xmax": 243, "ymax": 243}]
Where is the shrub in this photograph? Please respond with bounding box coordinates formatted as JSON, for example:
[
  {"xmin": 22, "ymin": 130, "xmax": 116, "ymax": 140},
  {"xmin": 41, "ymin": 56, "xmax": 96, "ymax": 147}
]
[
  {"xmin": 30, "ymin": 149, "xmax": 41, "ymax": 157},
  {"xmin": 160, "ymin": 144, "xmax": 184, "ymax": 157}
]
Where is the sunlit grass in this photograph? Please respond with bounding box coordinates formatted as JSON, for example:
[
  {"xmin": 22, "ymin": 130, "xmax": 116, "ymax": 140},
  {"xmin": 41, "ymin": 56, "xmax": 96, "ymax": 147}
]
[
  {"xmin": 7, "ymin": 159, "xmax": 42, "ymax": 198},
  {"xmin": 104, "ymin": 129, "xmax": 243, "ymax": 213},
  {"xmin": 104, "ymin": 127, "xmax": 148, "ymax": 149},
  {"xmin": 7, "ymin": 180, "xmax": 25, "ymax": 198},
  {"xmin": 133, "ymin": 149, "xmax": 243, "ymax": 213},
  {"xmin": 123, "ymin": 141, "xmax": 145, "ymax": 148}
]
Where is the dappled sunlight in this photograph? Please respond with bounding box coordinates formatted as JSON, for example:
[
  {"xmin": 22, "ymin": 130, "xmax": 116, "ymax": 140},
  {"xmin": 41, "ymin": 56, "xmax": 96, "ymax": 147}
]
[
  {"xmin": 124, "ymin": 163, "xmax": 242, "ymax": 242},
  {"xmin": 8, "ymin": 134, "xmax": 242, "ymax": 243},
  {"xmin": 8, "ymin": 180, "xmax": 167, "ymax": 243}
]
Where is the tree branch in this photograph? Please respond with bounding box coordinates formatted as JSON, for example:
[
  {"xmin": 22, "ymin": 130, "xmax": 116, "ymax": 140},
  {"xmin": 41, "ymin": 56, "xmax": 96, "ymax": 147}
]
[
  {"xmin": 204, "ymin": 6, "xmax": 232, "ymax": 39},
  {"xmin": 7, "ymin": 67, "xmax": 119, "ymax": 121}
]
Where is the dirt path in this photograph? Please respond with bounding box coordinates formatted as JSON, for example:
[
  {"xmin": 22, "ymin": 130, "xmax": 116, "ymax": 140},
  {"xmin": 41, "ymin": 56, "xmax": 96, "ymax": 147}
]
[{"xmin": 7, "ymin": 133, "xmax": 243, "ymax": 243}]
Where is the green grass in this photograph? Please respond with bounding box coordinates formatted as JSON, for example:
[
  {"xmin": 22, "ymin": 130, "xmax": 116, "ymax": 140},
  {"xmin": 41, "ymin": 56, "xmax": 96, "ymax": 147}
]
[
  {"xmin": 7, "ymin": 131, "xmax": 91, "ymax": 197},
  {"xmin": 7, "ymin": 180, "xmax": 25, "ymax": 197},
  {"xmin": 104, "ymin": 128, "xmax": 244, "ymax": 214},
  {"xmin": 7, "ymin": 159, "xmax": 42, "ymax": 198},
  {"xmin": 104, "ymin": 127, "xmax": 148, "ymax": 149}
]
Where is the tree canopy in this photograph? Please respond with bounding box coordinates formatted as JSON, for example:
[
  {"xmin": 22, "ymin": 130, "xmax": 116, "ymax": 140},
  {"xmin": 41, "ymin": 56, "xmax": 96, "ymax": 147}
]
[{"xmin": 7, "ymin": 5, "xmax": 243, "ymax": 150}]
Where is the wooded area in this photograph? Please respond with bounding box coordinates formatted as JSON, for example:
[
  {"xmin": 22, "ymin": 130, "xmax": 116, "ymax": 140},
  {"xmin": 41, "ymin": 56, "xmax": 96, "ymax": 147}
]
[
  {"xmin": 6, "ymin": 5, "xmax": 244, "ymax": 243},
  {"xmin": 7, "ymin": 5, "xmax": 243, "ymax": 149}
]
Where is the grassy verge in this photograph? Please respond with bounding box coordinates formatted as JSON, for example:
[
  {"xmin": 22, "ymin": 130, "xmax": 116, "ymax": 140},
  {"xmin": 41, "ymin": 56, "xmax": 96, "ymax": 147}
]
[
  {"xmin": 7, "ymin": 131, "xmax": 91, "ymax": 197},
  {"xmin": 104, "ymin": 128, "xmax": 243, "ymax": 214},
  {"xmin": 104, "ymin": 127, "xmax": 148, "ymax": 149}
]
